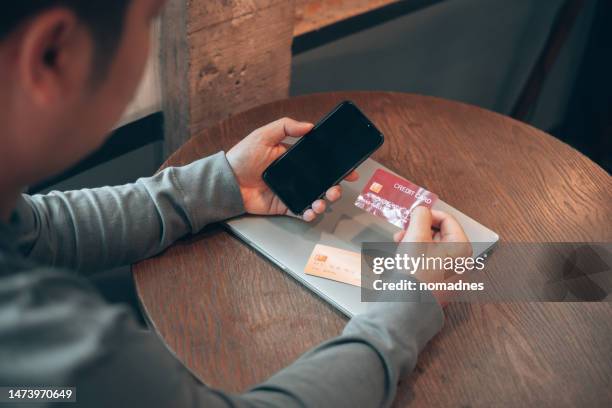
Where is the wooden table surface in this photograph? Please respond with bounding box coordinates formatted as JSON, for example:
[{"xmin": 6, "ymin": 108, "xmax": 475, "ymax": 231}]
[{"xmin": 133, "ymin": 92, "xmax": 612, "ymax": 407}]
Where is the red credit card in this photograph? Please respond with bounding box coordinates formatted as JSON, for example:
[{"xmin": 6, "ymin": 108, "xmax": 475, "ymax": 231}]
[{"xmin": 354, "ymin": 168, "xmax": 438, "ymax": 229}]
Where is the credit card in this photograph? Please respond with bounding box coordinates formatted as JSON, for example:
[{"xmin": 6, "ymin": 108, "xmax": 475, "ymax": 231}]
[
  {"xmin": 354, "ymin": 168, "xmax": 438, "ymax": 229},
  {"xmin": 304, "ymin": 244, "xmax": 361, "ymax": 287}
]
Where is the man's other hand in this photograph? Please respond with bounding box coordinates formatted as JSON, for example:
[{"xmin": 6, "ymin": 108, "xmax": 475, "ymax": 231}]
[
  {"xmin": 394, "ymin": 206, "xmax": 472, "ymax": 306},
  {"xmin": 227, "ymin": 117, "xmax": 359, "ymax": 222}
]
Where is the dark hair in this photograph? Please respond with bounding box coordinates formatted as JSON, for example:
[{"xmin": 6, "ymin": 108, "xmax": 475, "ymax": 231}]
[{"xmin": 1, "ymin": 1, "xmax": 131, "ymax": 79}]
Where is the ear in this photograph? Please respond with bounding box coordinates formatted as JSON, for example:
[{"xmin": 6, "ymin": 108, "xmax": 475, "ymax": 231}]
[{"xmin": 17, "ymin": 8, "xmax": 91, "ymax": 107}]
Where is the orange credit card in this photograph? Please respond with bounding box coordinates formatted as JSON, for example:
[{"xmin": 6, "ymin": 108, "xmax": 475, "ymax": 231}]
[{"xmin": 304, "ymin": 244, "xmax": 361, "ymax": 287}]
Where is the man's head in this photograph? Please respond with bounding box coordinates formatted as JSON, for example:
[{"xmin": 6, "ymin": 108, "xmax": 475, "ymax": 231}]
[{"xmin": 0, "ymin": 0, "xmax": 165, "ymax": 190}]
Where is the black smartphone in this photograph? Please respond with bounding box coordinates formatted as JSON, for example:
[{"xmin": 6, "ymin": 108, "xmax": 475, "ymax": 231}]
[{"xmin": 262, "ymin": 101, "xmax": 384, "ymax": 215}]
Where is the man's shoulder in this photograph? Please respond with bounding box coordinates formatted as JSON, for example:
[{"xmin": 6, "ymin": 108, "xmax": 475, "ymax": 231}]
[
  {"xmin": 0, "ymin": 249, "xmax": 123, "ymax": 318},
  {"xmin": 0, "ymin": 249, "xmax": 137, "ymax": 385},
  {"xmin": 0, "ymin": 248, "xmax": 77, "ymax": 291}
]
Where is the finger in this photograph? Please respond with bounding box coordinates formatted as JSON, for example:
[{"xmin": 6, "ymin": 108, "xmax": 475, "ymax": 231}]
[
  {"xmin": 344, "ymin": 170, "xmax": 359, "ymax": 182},
  {"xmin": 431, "ymin": 210, "xmax": 471, "ymax": 257},
  {"xmin": 402, "ymin": 206, "xmax": 433, "ymax": 243},
  {"xmin": 325, "ymin": 185, "xmax": 342, "ymax": 202},
  {"xmin": 311, "ymin": 199, "xmax": 326, "ymax": 214},
  {"xmin": 259, "ymin": 117, "xmax": 313, "ymax": 144},
  {"xmin": 393, "ymin": 230, "xmax": 405, "ymax": 243},
  {"xmin": 430, "ymin": 210, "xmax": 468, "ymax": 243},
  {"xmin": 302, "ymin": 209, "xmax": 317, "ymax": 222}
]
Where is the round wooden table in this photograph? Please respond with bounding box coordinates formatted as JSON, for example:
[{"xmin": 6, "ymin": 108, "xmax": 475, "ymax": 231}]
[{"xmin": 134, "ymin": 92, "xmax": 612, "ymax": 407}]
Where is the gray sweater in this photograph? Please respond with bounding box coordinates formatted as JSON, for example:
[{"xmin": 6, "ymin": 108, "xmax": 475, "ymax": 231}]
[{"xmin": 0, "ymin": 152, "xmax": 443, "ymax": 407}]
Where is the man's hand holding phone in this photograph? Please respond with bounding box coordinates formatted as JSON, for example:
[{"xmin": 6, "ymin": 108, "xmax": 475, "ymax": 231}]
[{"xmin": 227, "ymin": 117, "xmax": 359, "ymax": 222}]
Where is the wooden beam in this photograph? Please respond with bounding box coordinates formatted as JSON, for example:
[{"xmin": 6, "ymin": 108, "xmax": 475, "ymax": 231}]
[
  {"xmin": 160, "ymin": 0, "xmax": 295, "ymax": 156},
  {"xmin": 187, "ymin": 3, "xmax": 294, "ymax": 137}
]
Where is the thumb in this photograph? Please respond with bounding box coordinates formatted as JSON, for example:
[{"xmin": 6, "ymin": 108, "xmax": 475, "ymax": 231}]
[
  {"xmin": 402, "ymin": 206, "xmax": 433, "ymax": 243},
  {"xmin": 260, "ymin": 117, "xmax": 313, "ymax": 144}
]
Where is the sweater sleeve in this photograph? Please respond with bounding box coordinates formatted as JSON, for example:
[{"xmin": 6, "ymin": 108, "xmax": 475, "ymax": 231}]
[
  {"xmin": 0, "ymin": 267, "xmax": 443, "ymax": 408},
  {"xmin": 2, "ymin": 148, "xmax": 444, "ymax": 407},
  {"xmin": 12, "ymin": 152, "xmax": 245, "ymax": 273}
]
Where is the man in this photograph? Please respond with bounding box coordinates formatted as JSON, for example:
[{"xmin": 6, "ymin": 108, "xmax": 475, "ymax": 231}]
[{"xmin": 0, "ymin": 1, "xmax": 470, "ymax": 407}]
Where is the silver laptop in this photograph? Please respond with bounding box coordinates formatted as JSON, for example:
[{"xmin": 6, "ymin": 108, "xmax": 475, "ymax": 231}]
[{"xmin": 225, "ymin": 159, "xmax": 499, "ymax": 316}]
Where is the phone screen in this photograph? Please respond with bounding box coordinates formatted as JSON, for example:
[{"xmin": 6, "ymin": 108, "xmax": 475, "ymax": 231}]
[{"xmin": 263, "ymin": 101, "xmax": 384, "ymax": 214}]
